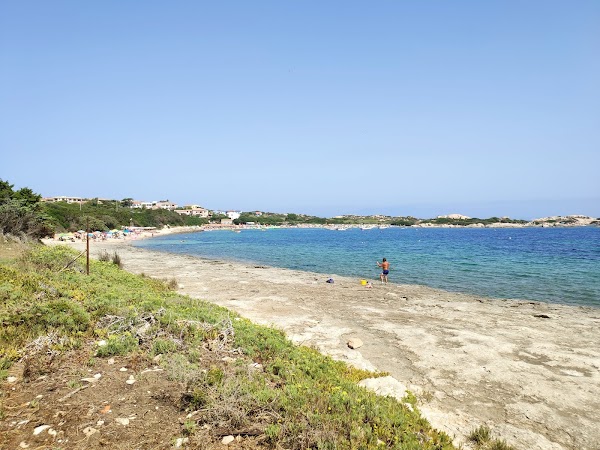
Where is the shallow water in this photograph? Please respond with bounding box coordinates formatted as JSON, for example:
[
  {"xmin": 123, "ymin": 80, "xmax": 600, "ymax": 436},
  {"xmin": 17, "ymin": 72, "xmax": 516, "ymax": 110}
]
[{"xmin": 134, "ymin": 226, "xmax": 600, "ymax": 307}]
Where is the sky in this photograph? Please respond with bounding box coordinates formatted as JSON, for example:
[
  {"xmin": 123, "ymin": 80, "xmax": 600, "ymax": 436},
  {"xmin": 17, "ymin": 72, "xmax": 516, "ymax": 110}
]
[{"xmin": 1, "ymin": 1, "xmax": 599, "ymax": 219}]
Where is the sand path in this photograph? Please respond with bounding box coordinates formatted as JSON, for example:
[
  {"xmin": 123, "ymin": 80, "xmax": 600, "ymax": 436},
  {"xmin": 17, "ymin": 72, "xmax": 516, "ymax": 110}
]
[{"xmin": 46, "ymin": 238, "xmax": 600, "ymax": 450}]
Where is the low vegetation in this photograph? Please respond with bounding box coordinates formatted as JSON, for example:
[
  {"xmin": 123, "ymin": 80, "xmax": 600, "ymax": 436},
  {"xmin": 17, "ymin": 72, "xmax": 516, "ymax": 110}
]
[
  {"xmin": 0, "ymin": 243, "xmax": 456, "ymax": 449},
  {"xmin": 467, "ymin": 425, "xmax": 516, "ymax": 450}
]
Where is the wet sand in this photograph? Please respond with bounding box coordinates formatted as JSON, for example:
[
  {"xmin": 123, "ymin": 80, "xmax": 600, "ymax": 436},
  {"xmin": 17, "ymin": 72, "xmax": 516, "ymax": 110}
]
[{"xmin": 45, "ymin": 237, "xmax": 600, "ymax": 450}]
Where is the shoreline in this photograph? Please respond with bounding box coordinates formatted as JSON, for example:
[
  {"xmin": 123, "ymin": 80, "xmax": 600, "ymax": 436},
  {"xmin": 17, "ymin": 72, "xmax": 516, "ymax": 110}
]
[{"xmin": 43, "ymin": 237, "xmax": 600, "ymax": 450}]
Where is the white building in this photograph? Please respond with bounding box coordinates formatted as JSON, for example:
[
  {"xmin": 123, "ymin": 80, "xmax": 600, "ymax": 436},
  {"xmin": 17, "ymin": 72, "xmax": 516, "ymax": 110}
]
[{"xmin": 226, "ymin": 210, "xmax": 241, "ymax": 220}]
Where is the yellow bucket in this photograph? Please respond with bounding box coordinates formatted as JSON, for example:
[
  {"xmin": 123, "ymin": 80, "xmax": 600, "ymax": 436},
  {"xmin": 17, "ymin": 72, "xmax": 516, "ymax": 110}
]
[{"xmin": 360, "ymin": 279, "xmax": 367, "ymax": 286}]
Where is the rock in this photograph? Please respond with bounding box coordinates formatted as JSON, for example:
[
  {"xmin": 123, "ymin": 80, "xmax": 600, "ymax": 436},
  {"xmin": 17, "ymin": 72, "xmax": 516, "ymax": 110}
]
[
  {"xmin": 107, "ymin": 358, "xmax": 115, "ymax": 365},
  {"xmin": 19, "ymin": 442, "xmax": 29, "ymax": 448},
  {"xmin": 347, "ymin": 338, "xmax": 363, "ymax": 349},
  {"xmin": 358, "ymin": 376, "xmax": 407, "ymax": 401},
  {"xmin": 96, "ymin": 420, "xmax": 105, "ymax": 426},
  {"xmin": 100, "ymin": 405, "xmax": 111, "ymax": 414},
  {"xmin": 115, "ymin": 417, "xmax": 129, "ymax": 426},
  {"xmin": 222, "ymin": 435, "xmax": 235, "ymax": 445},
  {"xmin": 7, "ymin": 376, "xmax": 17, "ymax": 383},
  {"xmin": 119, "ymin": 367, "xmax": 128, "ymax": 372},
  {"xmin": 221, "ymin": 356, "xmax": 236, "ymax": 363},
  {"xmin": 93, "ymin": 373, "xmax": 102, "ymax": 379},
  {"xmin": 404, "ymin": 402, "xmax": 414, "ymax": 412},
  {"xmin": 174, "ymin": 437, "xmax": 189, "ymax": 448},
  {"xmin": 97, "ymin": 340, "xmax": 107, "ymax": 347},
  {"xmin": 83, "ymin": 426, "xmax": 98, "ymax": 437},
  {"xmin": 152, "ymin": 354, "xmax": 162, "ymax": 363},
  {"xmin": 48, "ymin": 428, "xmax": 57, "ymax": 437},
  {"xmin": 126, "ymin": 375, "xmax": 136, "ymax": 385},
  {"xmin": 81, "ymin": 377, "xmax": 99, "ymax": 383},
  {"xmin": 33, "ymin": 425, "xmax": 51, "ymax": 435},
  {"xmin": 248, "ymin": 362, "xmax": 263, "ymax": 371}
]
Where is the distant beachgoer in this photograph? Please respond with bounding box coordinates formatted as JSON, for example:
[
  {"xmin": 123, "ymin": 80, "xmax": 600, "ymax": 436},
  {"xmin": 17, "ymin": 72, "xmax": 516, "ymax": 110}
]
[{"xmin": 377, "ymin": 258, "xmax": 390, "ymax": 283}]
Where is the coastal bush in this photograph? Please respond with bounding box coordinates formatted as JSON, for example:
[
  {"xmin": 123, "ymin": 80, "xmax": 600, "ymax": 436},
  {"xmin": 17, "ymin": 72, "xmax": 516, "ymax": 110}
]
[
  {"xmin": 468, "ymin": 425, "xmax": 492, "ymax": 444},
  {"xmin": 96, "ymin": 333, "xmax": 139, "ymax": 357}
]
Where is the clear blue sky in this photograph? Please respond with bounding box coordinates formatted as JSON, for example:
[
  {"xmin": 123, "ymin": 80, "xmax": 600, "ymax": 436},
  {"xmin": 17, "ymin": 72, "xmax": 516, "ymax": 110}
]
[{"xmin": 1, "ymin": 1, "xmax": 599, "ymax": 219}]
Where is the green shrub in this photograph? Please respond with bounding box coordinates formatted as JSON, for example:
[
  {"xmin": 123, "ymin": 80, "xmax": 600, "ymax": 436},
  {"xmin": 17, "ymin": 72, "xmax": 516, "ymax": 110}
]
[
  {"xmin": 468, "ymin": 425, "xmax": 492, "ymax": 444},
  {"xmin": 152, "ymin": 338, "xmax": 178, "ymax": 356},
  {"xmin": 96, "ymin": 333, "xmax": 138, "ymax": 357}
]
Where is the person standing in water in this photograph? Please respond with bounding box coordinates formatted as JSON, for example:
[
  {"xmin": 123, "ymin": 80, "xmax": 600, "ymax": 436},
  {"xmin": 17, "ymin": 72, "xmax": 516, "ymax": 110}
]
[{"xmin": 377, "ymin": 258, "xmax": 390, "ymax": 283}]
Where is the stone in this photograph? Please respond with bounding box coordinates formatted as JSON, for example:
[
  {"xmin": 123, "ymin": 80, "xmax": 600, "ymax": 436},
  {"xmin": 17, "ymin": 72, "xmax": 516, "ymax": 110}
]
[
  {"xmin": 115, "ymin": 417, "xmax": 129, "ymax": 426},
  {"xmin": 347, "ymin": 338, "xmax": 363, "ymax": 349},
  {"xmin": 107, "ymin": 358, "xmax": 115, "ymax": 365},
  {"xmin": 174, "ymin": 437, "xmax": 189, "ymax": 448},
  {"xmin": 83, "ymin": 426, "xmax": 98, "ymax": 437},
  {"xmin": 358, "ymin": 376, "xmax": 407, "ymax": 401},
  {"xmin": 81, "ymin": 377, "xmax": 99, "ymax": 383},
  {"xmin": 222, "ymin": 435, "xmax": 235, "ymax": 445},
  {"xmin": 7, "ymin": 376, "xmax": 17, "ymax": 383},
  {"xmin": 126, "ymin": 375, "xmax": 136, "ymax": 385},
  {"xmin": 33, "ymin": 425, "xmax": 50, "ymax": 435}
]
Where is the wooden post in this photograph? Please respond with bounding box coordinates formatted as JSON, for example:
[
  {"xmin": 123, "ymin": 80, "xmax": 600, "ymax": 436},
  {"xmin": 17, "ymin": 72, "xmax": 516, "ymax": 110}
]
[{"xmin": 86, "ymin": 217, "xmax": 90, "ymax": 275}]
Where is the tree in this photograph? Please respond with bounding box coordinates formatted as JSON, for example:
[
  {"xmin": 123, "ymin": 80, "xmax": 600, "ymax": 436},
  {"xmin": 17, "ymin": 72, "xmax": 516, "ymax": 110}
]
[
  {"xmin": 0, "ymin": 179, "xmax": 15, "ymax": 201},
  {"xmin": 0, "ymin": 179, "xmax": 53, "ymax": 239},
  {"xmin": 13, "ymin": 187, "xmax": 41, "ymax": 206},
  {"xmin": 121, "ymin": 198, "xmax": 134, "ymax": 207}
]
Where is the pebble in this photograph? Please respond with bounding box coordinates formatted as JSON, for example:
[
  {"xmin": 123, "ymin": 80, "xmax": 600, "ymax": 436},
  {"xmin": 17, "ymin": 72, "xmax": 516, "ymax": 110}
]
[
  {"xmin": 174, "ymin": 437, "xmax": 189, "ymax": 448},
  {"xmin": 97, "ymin": 420, "xmax": 105, "ymax": 426},
  {"xmin": 115, "ymin": 417, "xmax": 129, "ymax": 426},
  {"xmin": 7, "ymin": 376, "xmax": 17, "ymax": 383},
  {"xmin": 33, "ymin": 425, "xmax": 50, "ymax": 435},
  {"xmin": 126, "ymin": 375, "xmax": 136, "ymax": 385},
  {"xmin": 81, "ymin": 377, "xmax": 99, "ymax": 383},
  {"xmin": 19, "ymin": 442, "xmax": 29, "ymax": 448},
  {"xmin": 119, "ymin": 367, "xmax": 128, "ymax": 372},
  {"xmin": 48, "ymin": 428, "xmax": 57, "ymax": 437},
  {"xmin": 97, "ymin": 340, "xmax": 107, "ymax": 347},
  {"xmin": 222, "ymin": 435, "xmax": 235, "ymax": 444},
  {"xmin": 83, "ymin": 426, "xmax": 98, "ymax": 437},
  {"xmin": 107, "ymin": 358, "xmax": 115, "ymax": 365},
  {"xmin": 347, "ymin": 338, "xmax": 364, "ymax": 349}
]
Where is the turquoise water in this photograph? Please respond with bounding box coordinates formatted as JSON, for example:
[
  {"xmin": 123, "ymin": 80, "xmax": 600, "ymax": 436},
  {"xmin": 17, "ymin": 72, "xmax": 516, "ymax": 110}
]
[{"xmin": 134, "ymin": 227, "xmax": 600, "ymax": 307}]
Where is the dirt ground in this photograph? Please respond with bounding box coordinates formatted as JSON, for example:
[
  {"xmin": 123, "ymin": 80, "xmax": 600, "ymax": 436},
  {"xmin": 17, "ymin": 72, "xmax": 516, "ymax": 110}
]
[
  {"xmin": 0, "ymin": 339, "xmax": 269, "ymax": 450},
  {"xmin": 26, "ymin": 239, "xmax": 600, "ymax": 449}
]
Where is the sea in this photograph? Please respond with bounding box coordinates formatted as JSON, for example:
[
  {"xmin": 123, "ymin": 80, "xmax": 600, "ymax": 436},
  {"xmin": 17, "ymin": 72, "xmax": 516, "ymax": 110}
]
[{"xmin": 133, "ymin": 226, "xmax": 600, "ymax": 308}]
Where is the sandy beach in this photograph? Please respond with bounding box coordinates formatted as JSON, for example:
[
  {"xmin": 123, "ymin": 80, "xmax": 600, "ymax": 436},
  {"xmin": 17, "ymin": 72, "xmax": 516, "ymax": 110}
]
[{"xmin": 44, "ymin": 233, "xmax": 600, "ymax": 450}]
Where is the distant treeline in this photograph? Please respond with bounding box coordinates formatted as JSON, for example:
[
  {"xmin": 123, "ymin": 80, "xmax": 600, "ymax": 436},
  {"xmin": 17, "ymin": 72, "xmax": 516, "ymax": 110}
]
[{"xmin": 1, "ymin": 178, "xmax": 533, "ymax": 239}]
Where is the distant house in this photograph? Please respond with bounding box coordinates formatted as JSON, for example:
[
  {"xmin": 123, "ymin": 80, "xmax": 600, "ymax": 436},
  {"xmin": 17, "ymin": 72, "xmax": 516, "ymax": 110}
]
[
  {"xmin": 221, "ymin": 218, "xmax": 233, "ymax": 225},
  {"xmin": 437, "ymin": 214, "xmax": 471, "ymax": 220},
  {"xmin": 175, "ymin": 206, "xmax": 210, "ymax": 218},
  {"xmin": 42, "ymin": 196, "xmax": 84, "ymax": 204},
  {"xmin": 226, "ymin": 210, "xmax": 241, "ymax": 220},
  {"xmin": 153, "ymin": 200, "xmax": 178, "ymax": 210},
  {"xmin": 255, "ymin": 211, "xmax": 263, "ymax": 216},
  {"xmin": 131, "ymin": 201, "xmax": 153, "ymax": 209}
]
